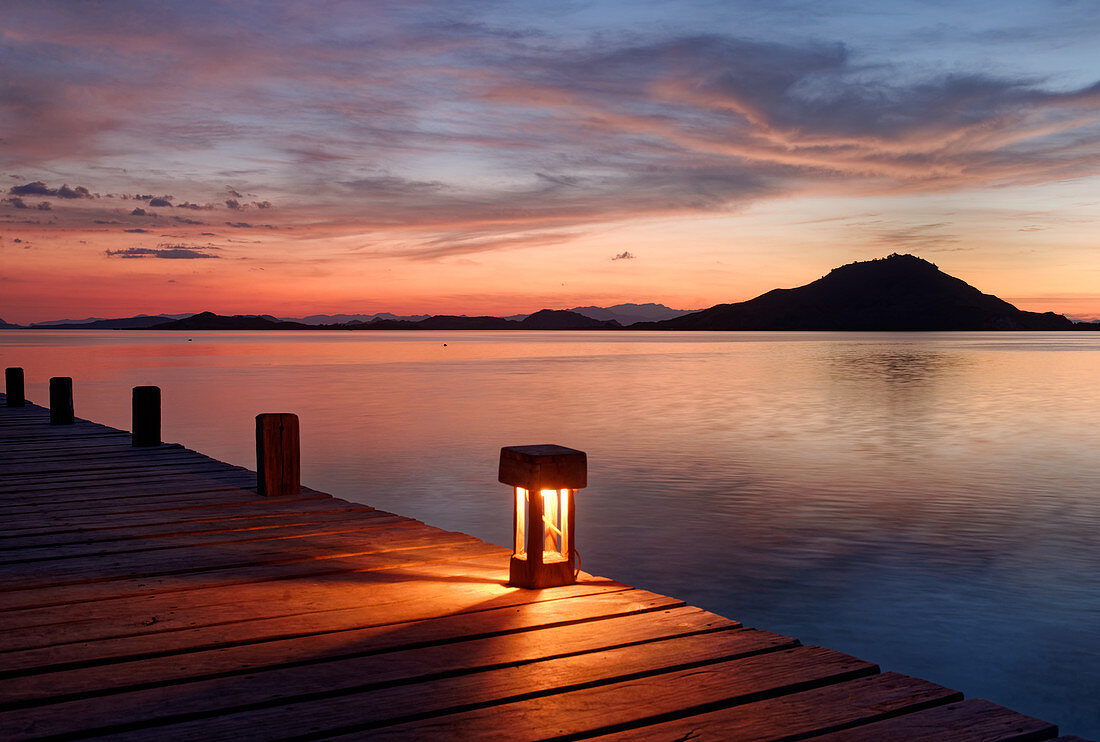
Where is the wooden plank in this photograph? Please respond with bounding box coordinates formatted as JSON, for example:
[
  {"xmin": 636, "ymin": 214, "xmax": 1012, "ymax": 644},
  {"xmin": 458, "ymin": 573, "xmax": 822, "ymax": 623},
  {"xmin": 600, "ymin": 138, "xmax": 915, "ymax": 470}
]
[
  {"xmin": 2, "ymin": 482, "xmax": 277, "ymax": 507},
  {"xmin": 0, "ymin": 499, "xmax": 367, "ymax": 536},
  {"xmin": 0, "ymin": 626, "xmax": 807, "ymax": 739},
  {"xmin": 336, "ymin": 646, "xmax": 876, "ymax": 742},
  {"xmin": 0, "ymin": 509, "xmax": 406, "ymax": 558},
  {"xmin": 0, "ymin": 470, "xmax": 257, "ymax": 497},
  {"xmin": 0, "ymin": 416, "xmax": 117, "ymax": 429},
  {"xmin": 0, "ymin": 508, "xmax": 386, "ymax": 549},
  {"xmin": 0, "ymin": 526, "xmax": 491, "ymax": 593},
  {"xmin": 0, "ymin": 579, "xmax": 650, "ymax": 669},
  {"xmin": 0, "ymin": 429, "xmax": 128, "ymax": 442},
  {"xmin": 0, "ymin": 604, "xmax": 736, "ymax": 708},
  {"xmin": 0, "ymin": 490, "xmax": 262, "ymax": 516},
  {"xmin": 591, "ymin": 672, "xmax": 961, "ymax": 741},
  {"xmin": 806, "ymin": 697, "xmax": 1058, "ymax": 741},
  {"xmin": 0, "ymin": 586, "xmax": 673, "ymax": 675},
  {"xmin": 0, "ymin": 496, "xmax": 341, "ymax": 535},
  {"xmin": 0, "ymin": 440, "xmax": 154, "ymax": 456},
  {"xmin": 1, "ymin": 455, "xmax": 246, "ymax": 480},
  {"xmin": 0, "ymin": 538, "xmax": 508, "ymax": 611},
  {"xmin": 0, "ymin": 488, "xmax": 259, "ymax": 516},
  {"xmin": 0, "ymin": 462, "xmax": 251, "ymax": 490},
  {"xmin": 0, "ymin": 449, "xmax": 224, "ymax": 475},
  {"xmin": 0, "ymin": 553, "xmax": 521, "ymax": 643}
]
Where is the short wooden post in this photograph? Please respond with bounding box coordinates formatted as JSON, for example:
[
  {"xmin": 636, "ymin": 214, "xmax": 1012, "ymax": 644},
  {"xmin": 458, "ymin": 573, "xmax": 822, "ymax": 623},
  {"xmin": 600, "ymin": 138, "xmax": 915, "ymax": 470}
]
[
  {"xmin": 4, "ymin": 367, "xmax": 25, "ymax": 407},
  {"xmin": 132, "ymin": 386, "xmax": 161, "ymax": 447},
  {"xmin": 256, "ymin": 413, "xmax": 300, "ymax": 497},
  {"xmin": 49, "ymin": 377, "xmax": 74, "ymax": 425}
]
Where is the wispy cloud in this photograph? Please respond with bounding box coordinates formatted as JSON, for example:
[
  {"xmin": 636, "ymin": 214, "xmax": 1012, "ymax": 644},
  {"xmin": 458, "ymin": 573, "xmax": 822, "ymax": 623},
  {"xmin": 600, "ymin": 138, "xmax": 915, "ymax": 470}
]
[{"xmin": 2, "ymin": 0, "xmax": 1098, "ymax": 269}]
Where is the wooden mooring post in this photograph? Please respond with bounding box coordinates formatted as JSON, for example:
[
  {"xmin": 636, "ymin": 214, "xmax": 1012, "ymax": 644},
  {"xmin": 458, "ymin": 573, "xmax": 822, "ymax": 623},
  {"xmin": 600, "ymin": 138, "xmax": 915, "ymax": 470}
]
[
  {"xmin": 4, "ymin": 367, "xmax": 24, "ymax": 407},
  {"xmin": 131, "ymin": 385, "xmax": 161, "ymax": 447},
  {"xmin": 256, "ymin": 412, "xmax": 300, "ymax": 496},
  {"xmin": 48, "ymin": 376, "xmax": 74, "ymax": 425}
]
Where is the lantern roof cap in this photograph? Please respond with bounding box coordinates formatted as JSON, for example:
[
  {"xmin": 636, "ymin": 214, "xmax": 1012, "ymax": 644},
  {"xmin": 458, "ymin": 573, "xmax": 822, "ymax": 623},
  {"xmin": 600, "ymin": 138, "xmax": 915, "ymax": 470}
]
[{"xmin": 499, "ymin": 444, "xmax": 587, "ymax": 489}]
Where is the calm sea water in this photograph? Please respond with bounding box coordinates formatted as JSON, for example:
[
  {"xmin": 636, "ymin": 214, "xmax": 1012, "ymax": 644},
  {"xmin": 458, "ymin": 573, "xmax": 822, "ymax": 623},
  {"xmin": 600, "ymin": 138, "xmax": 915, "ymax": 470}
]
[{"xmin": 2, "ymin": 330, "xmax": 1098, "ymax": 737}]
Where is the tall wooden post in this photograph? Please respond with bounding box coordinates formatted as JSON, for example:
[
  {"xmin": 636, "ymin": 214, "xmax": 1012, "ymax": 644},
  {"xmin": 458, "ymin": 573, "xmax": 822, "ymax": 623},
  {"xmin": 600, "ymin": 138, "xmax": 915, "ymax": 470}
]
[
  {"xmin": 4, "ymin": 367, "xmax": 24, "ymax": 407},
  {"xmin": 49, "ymin": 377, "xmax": 74, "ymax": 425},
  {"xmin": 132, "ymin": 386, "xmax": 161, "ymax": 447},
  {"xmin": 256, "ymin": 413, "xmax": 300, "ymax": 497}
]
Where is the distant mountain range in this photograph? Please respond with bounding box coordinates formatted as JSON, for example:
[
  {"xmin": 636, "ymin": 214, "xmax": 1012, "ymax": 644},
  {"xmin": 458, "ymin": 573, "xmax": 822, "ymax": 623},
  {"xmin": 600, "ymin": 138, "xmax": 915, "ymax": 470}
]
[
  {"xmin": 9, "ymin": 303, "xmax": 691, "ymax": 330},
  {"xmin": 6, "ymin": 255, "xmax": 1098, "ymax": 331},
  {"xmin": 278, "ymin": 303, "xmax": 693, "ymax": 326},
  {"xmin": 152, "ymin": 308, "xmax": 623, "ymax": 331},
  {"xmin": 279, "ymin": 312, "xmax": 432, "ymax": 325},
  {"xmin": 27, "ymin": 313, "xmax": 195, "ymax": 328}
]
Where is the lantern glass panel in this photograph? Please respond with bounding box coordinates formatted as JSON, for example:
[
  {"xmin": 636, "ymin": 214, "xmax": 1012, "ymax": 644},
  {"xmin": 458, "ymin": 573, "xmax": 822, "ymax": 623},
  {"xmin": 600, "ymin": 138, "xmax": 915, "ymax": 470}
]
[
  {"xmin": 515, "ymin": 487, "xmax": 527, "ymax": 556},
  {"xmin": 541, "ymin": 488, "xmax": 568, "ymax": 563}
]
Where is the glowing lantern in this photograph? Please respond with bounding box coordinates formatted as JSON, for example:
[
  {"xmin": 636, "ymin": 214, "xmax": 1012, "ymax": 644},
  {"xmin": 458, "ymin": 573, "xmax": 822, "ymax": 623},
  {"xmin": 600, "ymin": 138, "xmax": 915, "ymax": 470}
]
[{"xmin": 499, "ymin": 444, "xmax": 586, "ymax": 588}]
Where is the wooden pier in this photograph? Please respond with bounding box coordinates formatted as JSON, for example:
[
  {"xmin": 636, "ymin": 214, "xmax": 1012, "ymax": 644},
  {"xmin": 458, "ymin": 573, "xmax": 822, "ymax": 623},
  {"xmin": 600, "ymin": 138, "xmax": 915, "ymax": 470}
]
[{"xmin": 0, "ymin": 391, "xmax": 1089, "ymax": 740}]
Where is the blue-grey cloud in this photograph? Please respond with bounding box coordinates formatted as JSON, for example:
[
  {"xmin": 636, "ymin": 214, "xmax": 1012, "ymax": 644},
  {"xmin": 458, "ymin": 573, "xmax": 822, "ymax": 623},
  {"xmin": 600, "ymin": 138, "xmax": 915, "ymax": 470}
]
[
  {"xmin": 9, "ymin": 181, "xmax": 94, "ymax": 199},
  {"xmin": 10, "ymin": 182, "xmax": 55, "ymax": 197},
  {"xmin": 105, "ymin": 244, "xmax": 221, "ymax": 259},
  {"xmin": 57, "ymin": 184, "xmax": 93, "ymax": 199}
]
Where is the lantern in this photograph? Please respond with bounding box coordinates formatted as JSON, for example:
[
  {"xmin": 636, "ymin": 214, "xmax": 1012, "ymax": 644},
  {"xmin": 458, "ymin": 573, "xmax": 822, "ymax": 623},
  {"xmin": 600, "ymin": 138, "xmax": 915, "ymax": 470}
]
[{"xmin": 499, "ymin": 444, "xmax": 586, "ymax": 588}]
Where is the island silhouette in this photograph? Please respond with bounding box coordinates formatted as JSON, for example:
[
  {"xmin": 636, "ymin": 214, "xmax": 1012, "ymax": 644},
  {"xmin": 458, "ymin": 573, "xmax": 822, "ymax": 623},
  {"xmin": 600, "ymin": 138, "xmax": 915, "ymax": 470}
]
[
  {"xmin": 633, "ymin": 253, "xmax": 1076, "ymax": 331},
  {"xmin": 12, "ymin": 254, "xmax": 1095, "ymax": 331}
]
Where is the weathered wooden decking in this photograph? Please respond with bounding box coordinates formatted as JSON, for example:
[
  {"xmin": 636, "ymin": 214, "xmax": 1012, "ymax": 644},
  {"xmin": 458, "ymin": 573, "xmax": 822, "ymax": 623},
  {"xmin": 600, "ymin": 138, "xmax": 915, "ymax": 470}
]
[{"xmin": 0, "ymin": 395, "xmax": 1088, "ymax": 741}]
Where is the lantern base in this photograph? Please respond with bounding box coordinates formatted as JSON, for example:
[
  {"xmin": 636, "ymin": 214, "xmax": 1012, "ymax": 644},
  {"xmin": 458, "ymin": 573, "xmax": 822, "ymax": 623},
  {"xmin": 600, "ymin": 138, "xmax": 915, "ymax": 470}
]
[{"xmin": 509, "ymin": 555, "xmax": 575, "ymax": 589}]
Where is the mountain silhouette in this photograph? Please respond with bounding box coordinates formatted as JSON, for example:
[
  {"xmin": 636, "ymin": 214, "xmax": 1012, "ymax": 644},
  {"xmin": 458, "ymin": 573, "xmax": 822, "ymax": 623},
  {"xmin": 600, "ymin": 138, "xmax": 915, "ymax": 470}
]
[
  {"xmin": 35, "ymin": 314, "xmax": 188, "ymax": 330},
  {"xmin": 519, "ymin": 309, "xmax": 621, "ymax": 330},
  {"xmin": 634, "ymin": 254, "xmax": 1075, "ymax": 331},
  {"xmin": 151, "ymin": 312, "xmax": 311, "ymax": 330},
  {"xmin": 565, "ymin": 303, "xmax": 694, "ymax": 325},
  {"xmin": 358, "ymin": 309, "xmax": 617, "ymax": 330}
]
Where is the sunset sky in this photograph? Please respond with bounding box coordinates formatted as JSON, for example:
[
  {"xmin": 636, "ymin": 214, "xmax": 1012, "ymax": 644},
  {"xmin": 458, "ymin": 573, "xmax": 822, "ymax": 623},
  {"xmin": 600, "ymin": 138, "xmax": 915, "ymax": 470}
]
[{"xmin": 3, "ymin": 0, "xmax": 1099, "ymax": 324}]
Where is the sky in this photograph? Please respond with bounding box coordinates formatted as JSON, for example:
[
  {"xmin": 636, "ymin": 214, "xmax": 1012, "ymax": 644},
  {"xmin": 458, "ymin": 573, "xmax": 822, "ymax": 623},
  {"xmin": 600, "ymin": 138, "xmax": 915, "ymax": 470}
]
[{"xmin": 2, "ymin": 0, "xmax": 1100, "ymax": 324}]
